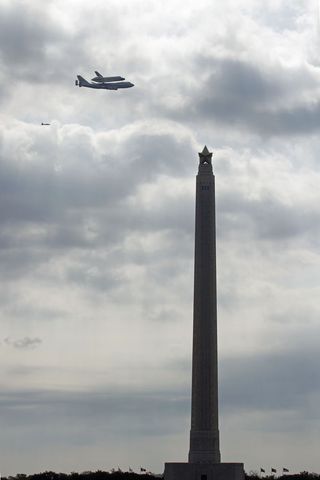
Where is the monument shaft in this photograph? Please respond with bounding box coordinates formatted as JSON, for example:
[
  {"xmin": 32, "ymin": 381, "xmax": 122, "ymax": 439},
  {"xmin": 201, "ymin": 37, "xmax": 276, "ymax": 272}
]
[
  {"xmin": 189, "ymin": 150, "xmax": 220, "ymax": 464},
  {"xmin": 164, "ymin": 147, "xmax": 244, "ymax": 480}
]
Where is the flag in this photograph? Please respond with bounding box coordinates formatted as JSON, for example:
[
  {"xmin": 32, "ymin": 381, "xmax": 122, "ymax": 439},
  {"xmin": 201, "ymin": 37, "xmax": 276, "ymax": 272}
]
[
  {"xmin": 283, "ymin": 469, "xmax": 289, "ymax": 473},
  {"xmin": 271, "ymin": 468, "xmax": 277, "ymax": 473},
  {"xmin": 260, "ymin": 469, "xmax": 265, "ymax": 473}
]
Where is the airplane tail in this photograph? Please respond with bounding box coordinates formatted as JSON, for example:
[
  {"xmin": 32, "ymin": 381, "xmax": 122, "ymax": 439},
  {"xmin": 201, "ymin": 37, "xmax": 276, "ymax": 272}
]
[{"xmin": 77, "ymin": 75, "xmax": 91, "ymax": 86}]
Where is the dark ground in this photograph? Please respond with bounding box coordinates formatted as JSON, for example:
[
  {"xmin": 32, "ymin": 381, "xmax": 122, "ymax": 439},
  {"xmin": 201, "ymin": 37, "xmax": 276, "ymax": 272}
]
[{"xmin": 2, "ymin": 471, "xmax": 320, "ymax": 480}]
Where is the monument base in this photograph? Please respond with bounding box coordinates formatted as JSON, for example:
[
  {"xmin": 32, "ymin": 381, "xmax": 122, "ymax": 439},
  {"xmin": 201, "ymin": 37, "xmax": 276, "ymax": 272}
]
[{"xmin": 164, "ymin": 462, "xmax": 245, "ymax": 480}]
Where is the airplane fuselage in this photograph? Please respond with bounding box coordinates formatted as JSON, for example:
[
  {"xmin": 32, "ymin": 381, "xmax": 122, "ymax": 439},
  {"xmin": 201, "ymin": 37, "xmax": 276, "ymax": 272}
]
[{"xmin": 81, "ymin": 82, "xmax": 134, "ymax": 89}]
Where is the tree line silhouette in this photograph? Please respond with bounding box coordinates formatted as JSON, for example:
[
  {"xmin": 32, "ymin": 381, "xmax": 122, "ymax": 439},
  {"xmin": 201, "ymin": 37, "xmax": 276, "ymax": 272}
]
[
  {"xmin": 2, "ymin": 472, "xmax": 159, "ymax": 480},
  {"xmin": 2, "ymin": 470, "xmax": 320, "ymax": 480},
  {"xmin": 246, "ymin": 474, "xmax": 319, "ymax": 480}
]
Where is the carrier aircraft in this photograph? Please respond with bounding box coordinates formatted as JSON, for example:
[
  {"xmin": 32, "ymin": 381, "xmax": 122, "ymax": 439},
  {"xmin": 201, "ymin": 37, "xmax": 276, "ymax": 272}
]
[{"xmin": 76, "ymin": 71, "xmax": 134, "ymax": 90}]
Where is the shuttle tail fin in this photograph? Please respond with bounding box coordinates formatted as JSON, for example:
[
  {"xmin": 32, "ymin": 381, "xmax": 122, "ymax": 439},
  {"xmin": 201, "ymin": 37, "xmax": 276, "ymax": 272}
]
[{"xmin": 94, "ymin": 71, "xmax": 103, "ymax": 77}]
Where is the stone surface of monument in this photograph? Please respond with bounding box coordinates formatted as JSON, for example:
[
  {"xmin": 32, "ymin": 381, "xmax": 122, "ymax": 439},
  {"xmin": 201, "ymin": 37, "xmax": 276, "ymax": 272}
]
[{"xmin": 164, "ymin": 147, "xmax": 244, "ymax": 480}]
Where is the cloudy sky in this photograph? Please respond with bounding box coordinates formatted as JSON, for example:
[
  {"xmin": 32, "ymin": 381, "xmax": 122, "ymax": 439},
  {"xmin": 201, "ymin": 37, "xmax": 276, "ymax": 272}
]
[{"xmin": 1, "ymin": 0, "xmax": 320, "ymax": 476}]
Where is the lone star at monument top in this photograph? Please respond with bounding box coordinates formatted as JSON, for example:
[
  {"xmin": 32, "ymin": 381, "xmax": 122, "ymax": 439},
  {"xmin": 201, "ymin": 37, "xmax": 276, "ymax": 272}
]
[{"xmin": 199, "ymin": 145, "xmax": 213, "ymax": 165}]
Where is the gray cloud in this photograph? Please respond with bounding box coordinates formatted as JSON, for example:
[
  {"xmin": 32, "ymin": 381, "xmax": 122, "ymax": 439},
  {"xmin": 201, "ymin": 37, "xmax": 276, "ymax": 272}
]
[
  {"xmin": 3, "ymin": 336, "xmax": 42, "ymax": 349},
  {"xmin": 0, "ymin": 387, "xmax": 189, "ymax": 443},
  {"xmin": 218, "ymin": 190, "xmax": 320, "ymax": 243},
  {"xmin": 162, "ymin": 57, "xmax": 320, "ymax": 137},
  {"xmin": 0, "ymin": 124, "xmax": 194, "ymax": 223},
  {"xmin": 0, "ymin": 2, "xmax": 95, "ymax": 87},
  {"xmin": 220, "ymin": 348, "xmax": 320, "ymax": 415},
  {"xmin": 0, "ymin": 122, "xmax": 196, "ymax": 297}
]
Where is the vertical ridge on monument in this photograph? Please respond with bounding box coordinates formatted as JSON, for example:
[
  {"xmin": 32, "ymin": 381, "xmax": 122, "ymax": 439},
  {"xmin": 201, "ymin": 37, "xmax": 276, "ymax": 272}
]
[{"xmin": 164, "ymin": 147, "xmax": 244, "ymax": 480}]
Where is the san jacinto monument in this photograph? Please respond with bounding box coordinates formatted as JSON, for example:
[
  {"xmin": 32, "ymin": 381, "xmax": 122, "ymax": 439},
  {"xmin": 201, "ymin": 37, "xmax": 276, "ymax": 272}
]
[{"xmin": 164, "ymin": 147, "xmax": 244, "ymax": 480}]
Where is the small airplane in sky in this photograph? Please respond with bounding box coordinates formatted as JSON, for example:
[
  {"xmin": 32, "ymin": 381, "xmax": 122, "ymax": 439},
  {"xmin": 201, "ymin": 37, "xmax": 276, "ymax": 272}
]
[
  {"xmin": 41, "ymin": 122, "xmax": 50, "ymax": 125},
  {"xmin": 75, "ymin": 71, "xmax": 134, "ymax": 90}
]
